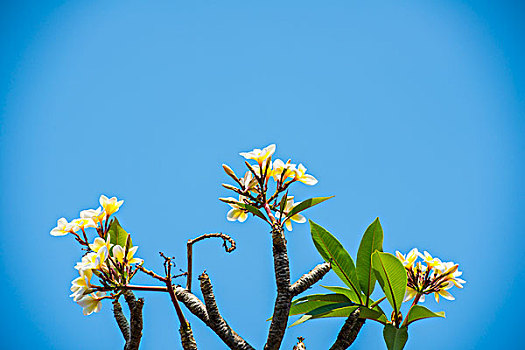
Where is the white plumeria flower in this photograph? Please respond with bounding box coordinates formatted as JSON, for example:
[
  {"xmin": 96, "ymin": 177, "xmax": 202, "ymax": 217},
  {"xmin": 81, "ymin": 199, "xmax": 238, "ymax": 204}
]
[
  {"xmin": 224, "ymin": 196, "xmax": 248, "ymax": 223},
  {"xmin": 99, "ymin": 195, "xmax": 124, "ymax": 216},
  {"xmin": 293, "ymin": 164, "xmax": 318, "ymax": 185},
  {"xmin": 404, "ymin": 287, "xmax": 427, "ymax": 303},
  {"xmin": 76, "ymin": 292, "xmax": 105, "ymax": 315},
  {"xmin": 434, "ymin": 282, "xmax": 455, "ymax": 302},
  {"xmin": 80, "ymin": 207, "xmax": 105, "ymax": 224},
  {"xmin": 275, "ymin": 197, "xmax": 306, "ymax": 231},
  {"xmin": 437, "ymin": 261, "xmax": 466, "ymax": 289},
  {"xmin": 89, "ymin": 237, "xmax": 112, "ymax": 254},
  {"xmin": 74, "ymin": 252, "xmax": 97, "ymax": 271},
  {"xmin": 239, "ymin": 144, "xmax": 276, "ymax": 165},
  {"xmin": 395, "ymin": 248, "xmax": 419, "ymax": 268},
  {"xmin": 240, "ymin": 171, "xmax": 257, "ymax": 191},
  {"xmin": 76, "ymin": 246, "xmax": 109, "ymax": 270},
  {"xmin": 272, "ymin": 159, "xmax": 297, "ymax": 182},
  {"xmin": 70, "ymin": 269, "xmax": 93, "ymax": 301},
  {"xmin": 252, "ymin": 162, "xmax": 273, "ymax": 179},
  {"xmin": 95, "ymin": 246, "xmax": 110, "ymax": 269},
  {"xmin": 50, "ymin": 218, "xmax": 74, "ymax": 236},
  {"xmin": 71, "ymin": 218, "xmax": 97, "ymax": 230},
  {"xmin": 418, "ymin": 251, "xmax": 442, "ymax": 268},
  {"xmin": 112, "ymin": 245, "xmax": 143, "ymax": 265}
]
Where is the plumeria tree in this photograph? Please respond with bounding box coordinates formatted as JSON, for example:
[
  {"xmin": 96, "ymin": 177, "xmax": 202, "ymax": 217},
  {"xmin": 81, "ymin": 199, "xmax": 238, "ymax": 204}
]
[{"xmin": 50, "ymin": 144, "xmax": 465, "ymax": 350}]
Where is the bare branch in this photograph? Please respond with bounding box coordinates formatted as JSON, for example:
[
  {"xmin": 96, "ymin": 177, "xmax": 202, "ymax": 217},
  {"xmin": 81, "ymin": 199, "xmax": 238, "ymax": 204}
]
[
  {"xmin": 199, "ymin": 272, "xmax": 255, "ymax": 350},
  {"xmin": 187, "ymin": 233, "xmax": 236, "ymax": 292},
  {"xmin": 329, "ymin": 309, "xmax": 365, "ymax": 350},
  {"xmin": 290, "ymin": 262, "xmax": 331, "ymax": 296},
  {"xmin": 264, "ymin": 226, "xmax": 292, "ymax": 350},
  {"xmin": 112, "ymin": 299, "xmax": 130, "ymax": 342}
]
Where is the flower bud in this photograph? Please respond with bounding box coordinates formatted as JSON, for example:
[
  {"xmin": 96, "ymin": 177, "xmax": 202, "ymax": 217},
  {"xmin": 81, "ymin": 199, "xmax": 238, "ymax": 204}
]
[
  {"xmin": 222, "ymin": 183, "xmax": 239, "ymax": 191},
  {"xmin": 219, "ymin": 197, "xmax": 240, "ymax": 205},
  {"xmin": 222, "ymin": 164, "xmax": 237, "ymax": 178}
]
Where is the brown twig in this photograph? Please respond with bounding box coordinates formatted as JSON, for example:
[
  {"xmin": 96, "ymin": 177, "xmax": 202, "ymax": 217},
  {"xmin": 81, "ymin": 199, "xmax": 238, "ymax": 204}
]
[
  {"xmin": 157, "ymin": 253, "xmax": 189, "ymax": 327},
  {"xmin": 160, "ymin": 252, "xmax": 198, "ymax": 349},
  {"xmin": 186, "ymin": 233, "xmax": 236, "ymax": 292},
  {"xmin": 136, "ymin": 264, "xmax": 165, "ymax": 281}
]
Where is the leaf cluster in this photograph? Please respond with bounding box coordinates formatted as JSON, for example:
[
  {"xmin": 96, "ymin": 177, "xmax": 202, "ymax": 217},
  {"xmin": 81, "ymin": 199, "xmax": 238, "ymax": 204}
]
[{"xmin": 291, "ymin": 219, "xmax": 445, "ymax": 350}]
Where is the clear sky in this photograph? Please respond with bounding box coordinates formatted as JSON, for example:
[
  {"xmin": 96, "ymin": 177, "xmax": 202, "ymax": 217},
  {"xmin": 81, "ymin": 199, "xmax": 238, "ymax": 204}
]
[{"xmin": 1, "ymin": 1, "xmax": 523, "ymax": 349}]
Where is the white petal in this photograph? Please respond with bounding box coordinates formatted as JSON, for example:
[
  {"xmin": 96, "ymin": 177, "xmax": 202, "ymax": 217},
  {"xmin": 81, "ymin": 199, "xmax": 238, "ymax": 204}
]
[
  {"xmin": 439, "ymin": 290, "xmax": 455, "ymax": 300},
  {"xmin": 57, "ymin": 217, "xmax": 68, "ymax": 227},
  {"xmin": 291, "ymin": 213, "xmax": 306, "ymax": 223},
  {"xmin": 99, "ymin": 195, "xmax": 109, "ymax": 206},
  {"xmin": 300, "ymin": 175, "xmax": 318, "ymax": 185},
  {"xmin": 50, "ymin": 228, "xmax": 67, "ymax": 236},
  {"xmin": 113, "ymin": 245, "xmax": 125, "ymax": 262},
  {"xmin": 238, "ymin": 211, "xmax": 248, "ymax": 223},
  {"xmin": 226, "ymin": 209, "xmax": 239, "ymax": 221},
  {"xmin": 265, "ymin": 144, "xmax": 276, "ymax": 156}
]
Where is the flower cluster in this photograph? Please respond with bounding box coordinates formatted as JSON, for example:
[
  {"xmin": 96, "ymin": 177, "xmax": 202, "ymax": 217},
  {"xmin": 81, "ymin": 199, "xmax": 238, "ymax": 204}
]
[
  {"xmin": 396, "ymin": 248, "xmax": 466, "ymax": 303},
  {"xmin": 50, "ymin": 195, "xmax": 122, "ymax": 238},
  {"xmin": 50, "ymin": 195, "xmax": 143, "ymax": 315},
  {"xmin": 221, "ymin": 144, "xmax": 319, "ymax": 231}
]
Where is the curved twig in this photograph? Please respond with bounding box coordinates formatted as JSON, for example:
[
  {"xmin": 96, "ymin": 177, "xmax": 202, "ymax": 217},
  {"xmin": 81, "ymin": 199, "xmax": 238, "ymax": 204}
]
[{"xmin": 187, "ymin": 233, "xmax": 236, "ymax": 291}]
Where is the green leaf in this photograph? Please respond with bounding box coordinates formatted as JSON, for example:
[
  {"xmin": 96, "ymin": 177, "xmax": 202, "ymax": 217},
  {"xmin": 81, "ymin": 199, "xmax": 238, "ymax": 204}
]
[
  {"xmin": 286, "ymin": 196, "xmax": 334, "ymax": 219},
  {"xmin": 287, "ymin": 300, "xmax": 339, "ymax": 319},
  {"xmin": 371, "ymin": 252, "xmax": 407, "ymax": 314},
  {"xmin": 237, "ymin": 203, "xmax": 269, "ymax": 223},
  {"xmin": 356, "ymin": 217, "xmax": 384, "ymax": 301},
  {"xmin": 288, "ymin": 294, "xmax": 352, "ymax": 317},
  {"xmin": 358, "ymin": 306, "xmax": 388, "ymax": 325},
  {"xmin": 321, "ymin": 286, "xmax": 362, "ymax": 305},
  {"xmin": 290, "ymin": 303, "xmax": 358, "ymax": 327},
  {"xmin": 370, "ymin": 296, "xmax": 387, "ymax": 308},
  {"xmin": 262, "ymin": 293, "xmax": 347, "ymax": 323},
  {"xmin": 383, "ymin": 324, "xmax": 408, "ymax": 350},
  {"xmin": 292, "ymin": 293, "xmax": 352, "ymax": 305},
  {"xmin": 405, "ymin": 305, "xmax": 445, "ymax": 326},
  {"xmin": 279, "ymin": 191, "xmax": 288, "ymax": 220},
  {"xmin": 107, "ymin": 218, "xmax": 132, "ymax": 248},
  {"xmin": 310, "ymin": 221, "xmax": 363, "ymax": 304}
]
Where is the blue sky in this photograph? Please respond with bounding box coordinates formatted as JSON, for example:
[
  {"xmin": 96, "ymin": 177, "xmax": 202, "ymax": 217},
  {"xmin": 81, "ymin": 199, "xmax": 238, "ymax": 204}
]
[{"xmin": 1, "ymin": 1, "xmax": 523, "ymax": 349}]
